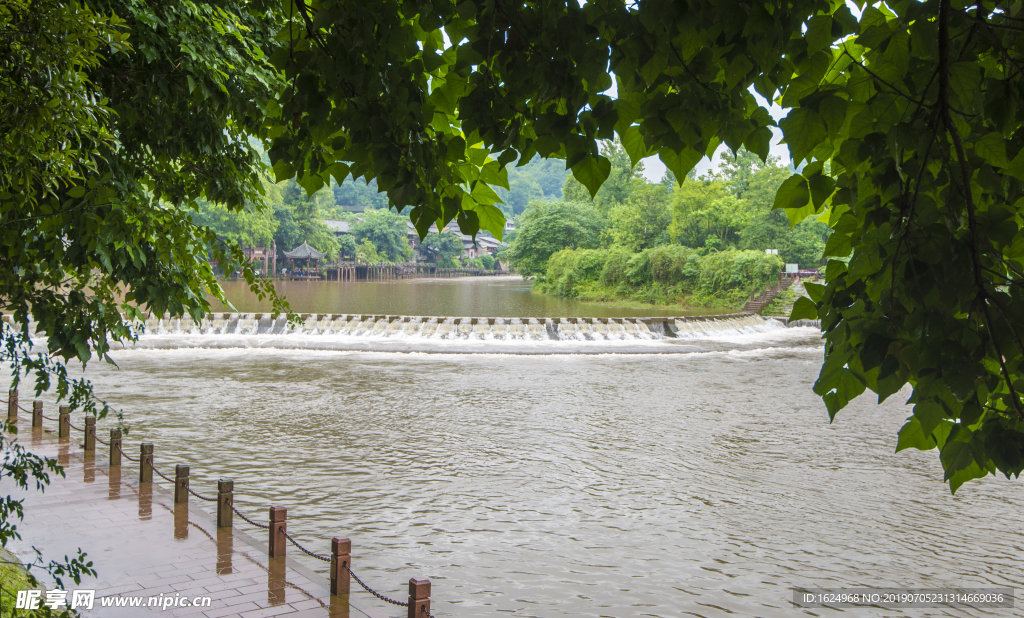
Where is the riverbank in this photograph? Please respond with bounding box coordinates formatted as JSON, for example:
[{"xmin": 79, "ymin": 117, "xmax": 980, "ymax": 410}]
[
  {"xmin": 536, "ymin": 247, "xmax": 784, "ymax": 313},
  {"xmin": 531, "ymin": 280, "xmax": 748, "ymax": 312}
]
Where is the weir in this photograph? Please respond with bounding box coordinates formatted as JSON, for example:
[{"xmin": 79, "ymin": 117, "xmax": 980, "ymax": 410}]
[{"xmin": 0, "ymin": 312, "xmax": 799, "ymax": 342}]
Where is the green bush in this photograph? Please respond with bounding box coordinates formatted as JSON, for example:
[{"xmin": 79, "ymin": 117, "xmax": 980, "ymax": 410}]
[
  {"xmin": 599, "ymin": 246, "xmax": 633, "ymax": 286},
  {"xmin": 540, "ymin": 245, "xmax": 782, "ymax": 309},
  {"xmin": 648, "ymin": 245, "xmax": 697, "ymax": 285},
  {"xmin": 698, "ymin": 249, "xmax": 783, "ymax": 295},
  {"xmin": 480, "ymin": 254, "xmax": 496, "ymax": 270}
]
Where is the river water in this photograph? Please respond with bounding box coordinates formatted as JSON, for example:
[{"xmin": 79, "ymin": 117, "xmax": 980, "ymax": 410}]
[
  {"xmin": 212, "ymin": 276, "xmax": 722, "ymax": 317},
  {"xmin": 42, "ymin": 279, "xmax": 1023, "ymax": 617}
]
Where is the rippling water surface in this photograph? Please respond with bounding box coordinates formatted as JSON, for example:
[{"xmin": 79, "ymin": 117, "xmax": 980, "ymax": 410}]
[
  {"xmin": 67, "ymin": 327, "xmax": 1022, "ymax": 618},
  {"xmin": 212, "ymin": 277, "xmax": 722, "ymax": 318}
]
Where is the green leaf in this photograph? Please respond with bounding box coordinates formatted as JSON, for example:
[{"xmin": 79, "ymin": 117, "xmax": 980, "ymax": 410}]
[
  {"xmin": 570, "ymin": 155, "xmax": 612, "ymax": 199},
  {"xmin": 772, "ymin": 174, "xmax": 819, "ymax": 226},
  {"xmin": 909, "ymin": 401, "xmax": 945, "ymax": 437},
  {"xmin": 659, "ymin": 147, "xmax": 703, "ymax": 186},
  {"xmin": 478, "ymin": 161, "xmax": 510, "ymax": 191},
  {"xmin": 974, "ymin": 132, "xmax": 1009, "ymax": 167},
  {"xmin": 326, "ymin": 162, "xmax": 350, "ymax": 185},
  {"xmin": 620, "ymin": 126, "xmax": 650, "ymax": 169},
  {"xmin": 807, "ymin": 173, "xmax": 835, "ymax": 208},
  {"xmin": 779, "ymin": 108, "xmax": 828, "ymax": 166},
  {"xmin": 897, "ymin": 417, "xmax": 937, "ymax": 452},
  {"xmin": 743, "ymin": 127, "xmax": 772, "ymax": 161},
  {"xmin": 790, "ymin": 296, "xmax": 818, "ymax": 321},
  {"xmin": 804, "ymin": 282, "xmax": 826, "ymax": 302},
  {"xmin": 67, "ymin": 186, "xmax": 86, "ymax": 198},
  {"xmin": 470, "ymin": 181, "xmax": 502, "ymax": 206},
  {"xmin": 466, "ymin": 202, "xmax": 505, "ymax": 240},
  {"xmin": 949, "ymin": 62, "xmax": 981, "ymax": 106},
  {"xmin": 805, "ymin": 15, "xmax": 833, "ymax": 54}
]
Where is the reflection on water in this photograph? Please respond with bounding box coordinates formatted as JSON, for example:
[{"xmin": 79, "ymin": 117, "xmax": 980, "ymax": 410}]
[
  {"xmin": 70, "ymin": 328, "xmax": 1023, "ymax": 617},
  {"xmin": 213, "ymin": 276, "xmax": 724, "ymax": 318}
]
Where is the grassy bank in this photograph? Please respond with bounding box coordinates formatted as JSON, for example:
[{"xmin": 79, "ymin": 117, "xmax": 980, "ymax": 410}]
[
  {"xmin": 536, "ymin": 246, "xmax": 783, "ymax": 311},
  {"xmin": 0, "ymin": 547, "xmax": 35, "ymax": 615}
]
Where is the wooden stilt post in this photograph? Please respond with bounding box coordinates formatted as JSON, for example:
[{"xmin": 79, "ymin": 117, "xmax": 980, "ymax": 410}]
[
  {"xmin": 175, "ymin": 465, "xmax": 189, "ymax": 503},
  {"xmin": 269, "ymin": 506, "xmax": 286, "ymax": 557},
  {"xmin": 140, "ymin": 443, "xmax": 153, "ymax": 482},
  {"xmin": 109, "ymin": 429, "xmax": 122, "ymax": 466},
  {"xmin": 32, "ymin": 401, "xmax": 42, "ymax": 428},
  {"xmin": 408, "ymin": 579, "xmax": 431, "ymax": 618},
  {"xmin": 84, "ymin": 416, "xmax": 95, "ymax": 451},
  {"xmin": 58, "ymin": 405, "xmax": 70, "ymax": 438},
  {"xmin": 331, "ymin": 537, "xmax": 351, "ymax": 595},
  {"xmin": 217, "ymin": 480, "xmax": 233, "ymax": 528},
  {"xmin": 7, "ymin": 388, "xmax": 16, "ymax": 424}
]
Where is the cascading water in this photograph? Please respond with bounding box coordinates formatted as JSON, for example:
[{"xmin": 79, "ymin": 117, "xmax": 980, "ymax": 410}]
[{"xmin": 2, "ymin": 312, "xmax": 815, "ymax": 354}]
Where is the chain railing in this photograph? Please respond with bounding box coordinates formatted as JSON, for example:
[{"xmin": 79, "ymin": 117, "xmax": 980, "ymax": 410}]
[
  {"xmin": 115, "ymin": 443, "xmax": 139, "ymax": 463},
  {"xmin": 9, "ymin": 387, "xmax": 442, "ymax": 616},
  {"xmin": 232, "ymin": 504, "xmax": 270, "ymax": 531},
  {"xmin": 346, "ymin": 564, "xmax": 410, "ymax": 608}
]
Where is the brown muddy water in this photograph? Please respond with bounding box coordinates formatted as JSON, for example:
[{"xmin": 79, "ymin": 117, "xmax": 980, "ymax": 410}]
[
  {"xmin": 211, "ymin": 276, "xmax": 726, "ymax": 318},
  {"xmin": 56, "ymin": 323, "xmax": 1023, "ymax": 618}
]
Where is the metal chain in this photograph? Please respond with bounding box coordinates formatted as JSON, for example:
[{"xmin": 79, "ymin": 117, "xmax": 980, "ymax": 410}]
[
  {"xmin": 148, "ymin": 462, "xmax": 175, "ymax": 484},
  {"xmin": 94, "ymin": 433, "xmax": 110, "ymax": 446},
  {"xmin": 281, "ymin": 530, "xmax": 330, "ymax": 563},
  {"xmin": 230, "ymin": 505, "xmax": 270, "ymax": 530},
  {"xmin": 187, "ymin": 486, "xmax": 217, "ymax": 502},
  {"xmin": 116, "ymin": 443, "xmax": 139, "ymax": 463},
  {"xmin": 41, "ymin": 414, "xmax": 57, "ymax": 421},
  {"xmin": 67, "ymin": 421, "xmax": 83, "ymax": 432},
  {"xmin": 345, "ymin": 565, "xmax": 415, "ymax": 610}
]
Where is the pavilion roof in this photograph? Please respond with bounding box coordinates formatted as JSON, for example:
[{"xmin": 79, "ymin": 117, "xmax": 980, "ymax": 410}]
[{"xmin": 283, "ymin": 241, "xmax": 326, "ymax": 259}]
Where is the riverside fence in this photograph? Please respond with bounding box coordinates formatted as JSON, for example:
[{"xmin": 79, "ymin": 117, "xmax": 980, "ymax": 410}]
[{"xmin": 4, "ymin": 388, "xmax": 436, "ymax": 618}]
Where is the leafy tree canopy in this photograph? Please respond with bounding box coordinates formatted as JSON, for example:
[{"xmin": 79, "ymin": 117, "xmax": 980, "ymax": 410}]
[
  {"xmin": 504, "ymin": 200, "xmax": 605, "ymax": 276},
  {"xmin": 350, "ymin": 208, "xmax": 414, "ymax": 262},
  {"xmin": 419, "ymin": 230, "xmax": 466, "ymax": 263}
]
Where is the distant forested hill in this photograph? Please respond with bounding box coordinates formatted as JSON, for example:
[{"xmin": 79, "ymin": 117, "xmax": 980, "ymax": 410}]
[{"xmin": 496, "ymin": 156, "xmax": 569, "ymax": 217}]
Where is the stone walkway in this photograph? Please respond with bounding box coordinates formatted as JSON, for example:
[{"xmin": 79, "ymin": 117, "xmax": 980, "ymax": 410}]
[{"xmin": 3, "ymin": 426, "xmax": 393, "ymax": 618}]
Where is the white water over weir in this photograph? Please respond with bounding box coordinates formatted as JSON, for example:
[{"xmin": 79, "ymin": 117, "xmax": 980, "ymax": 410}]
[
  {"xmin": 3, "ymin": 312, "xmax": 815, "ymax": 353},
  {"xmin": 130, "ymin": 312, "xmax": 783, "ymax": 340}
]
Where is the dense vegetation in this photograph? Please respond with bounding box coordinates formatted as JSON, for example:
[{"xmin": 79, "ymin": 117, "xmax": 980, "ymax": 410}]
[
  {"xmin": 3, "ymin": 7, "xmax": 1023, "ymax": 585},
  {"xmin": 508, "ymin": 143, "xmax": 824, "ymax": 308},
  {"xmin": 541, "ymin": 245, "xmax": 783, "ymax": 309}
]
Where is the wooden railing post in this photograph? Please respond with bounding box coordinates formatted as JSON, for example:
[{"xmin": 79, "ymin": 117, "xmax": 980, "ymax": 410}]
[
  {"xmin": 84, "ymin": 416, "xmax": 95, "ymax": 451},
  {"xmin": 408, "ymin": 578, "xmax": 430, "ymax": 618},
  {"xmin": 58, "ymin": 405, "xmax": 70, "ymax": 438},
  {"xmin": 140, "ymin": 443, "xmax": 153, "ymax": 482},
  {"xmin": 32, "ymin": 401, "xmax": 42, "ymax": 428},
  {"xmin": 174, "ymin": 465, "xmax": 189, "ymax": 504},
  {"xmin": 269, "ymin": 506, "xmax": 287, "ymax": 557},
  {"xmin": 217, "ymin": 480, "xmax": 233, "ymax": 528},
  {"xmin": 7, "ymin": 388, "xmax": 16, "ymax": 424},
  {"xmin": 331, "ymin": 537, "xmax": 351, "ymax": 595},
  {"xmin": 109, "ymin": 429, "xmax": 122, "ymax": 466}
]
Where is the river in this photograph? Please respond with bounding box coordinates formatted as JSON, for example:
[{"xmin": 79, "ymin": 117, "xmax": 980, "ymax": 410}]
[
  {"xmin": 46, "ymin": 278, "xmax": 1024, "ymax": 617},
  {"xmin": 211, "ymin": 276, "xmax": 723, "ymax": 317}
]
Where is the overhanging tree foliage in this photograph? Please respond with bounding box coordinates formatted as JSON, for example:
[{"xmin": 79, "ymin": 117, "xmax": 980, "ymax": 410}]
[
  {"xmin": 5, "ymin": 2, "xmax": 1022, "ymax": 555},
  {"xmin": 269, "ymin": 0, "xmax": 1024, "ymax": 492}
]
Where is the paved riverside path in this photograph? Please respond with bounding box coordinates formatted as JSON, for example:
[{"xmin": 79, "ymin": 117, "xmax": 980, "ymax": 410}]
[{"xmin": 3, "ymin": 426, "xmax": 391, "ymax": 618}]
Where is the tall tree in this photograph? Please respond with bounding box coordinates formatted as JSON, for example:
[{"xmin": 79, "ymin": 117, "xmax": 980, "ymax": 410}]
[
  {"xmin": 350, "ymin": 208, "xmax": 414, "ymax": 262},
  {"xmin": 505, "ymin": 201, "xmax": 605, "ymax": 276},
  {"xmin": 604, "ymin": 182, "xmax": 671, "ymax": 251}
]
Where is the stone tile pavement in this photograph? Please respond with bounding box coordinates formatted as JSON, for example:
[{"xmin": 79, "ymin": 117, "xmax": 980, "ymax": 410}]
[{"xmin": 3, "ymin": 426, "xmax": 397, "ymax": 618}]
